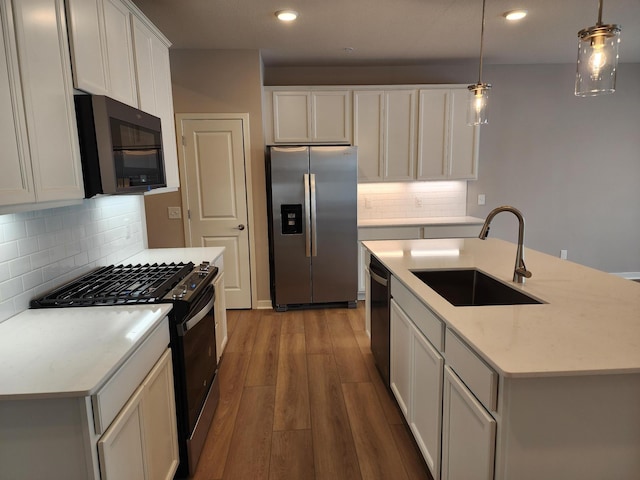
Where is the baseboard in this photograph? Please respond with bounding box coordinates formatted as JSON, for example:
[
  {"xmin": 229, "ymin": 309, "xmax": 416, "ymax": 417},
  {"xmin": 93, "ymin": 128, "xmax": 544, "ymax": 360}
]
[
  {"xmin": 611, "ymin": 272, "xmax": 640, "ymax": 280},
  {"xmin": 256, "ymin": 299, "xmax": 273, "ymax": 309}
]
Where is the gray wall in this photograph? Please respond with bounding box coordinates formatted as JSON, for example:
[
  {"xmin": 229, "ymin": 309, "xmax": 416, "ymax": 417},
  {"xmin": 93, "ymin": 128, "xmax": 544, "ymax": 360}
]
[
  {"xmin": 265, "ymin": 62, "xmax": 640, "ymax": 273},
  {"xmin": 468, "ymin": 63, "xmax": 640, "ymax": 273}
]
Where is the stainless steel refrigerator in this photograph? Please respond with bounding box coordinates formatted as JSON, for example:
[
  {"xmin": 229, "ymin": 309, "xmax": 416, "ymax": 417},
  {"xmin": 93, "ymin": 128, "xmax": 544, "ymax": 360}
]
[{"xmin": 267, "ymin": 146, "xmax": 358, "ymax": 311}]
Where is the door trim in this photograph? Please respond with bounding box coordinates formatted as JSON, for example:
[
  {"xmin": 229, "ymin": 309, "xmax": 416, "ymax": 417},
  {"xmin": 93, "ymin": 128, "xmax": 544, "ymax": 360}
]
[{"xmin": 175, "ymin": 113, "xmax": 257, "ymax": 309}]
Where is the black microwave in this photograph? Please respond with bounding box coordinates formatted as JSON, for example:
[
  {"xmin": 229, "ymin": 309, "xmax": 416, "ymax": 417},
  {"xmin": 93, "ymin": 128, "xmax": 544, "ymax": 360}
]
[{"xmin": 74, "ymin": 95, "xmax": 166, "ymax": 198}]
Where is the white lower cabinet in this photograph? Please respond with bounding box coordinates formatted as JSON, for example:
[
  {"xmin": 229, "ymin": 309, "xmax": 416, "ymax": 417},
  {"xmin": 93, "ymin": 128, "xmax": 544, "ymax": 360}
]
[
  {"xmin": 410, "ymin": 322, "xmax": 444, "ymax": 479},
  {"xmin": 98, "ymin": 386, "xmax": 147, "ymax": 479},
  {"xmin": 389, "ymin": 278, "xmax": 496, "ymax": 480},
  {"xmin": 390, "ymin": 298, "xmax": 444, "ymax": 478},
  {"xmin": 364, "ymin": 264, "xmax": 371, "ymax": 337},
  {"xmin": 99, "ymin": 348, "xmax": 178, "ymax": 480},
  {"xmin": 140, "ymin": 348, "xmax": 179, "ymax": 480},
  {"xmin": 0, "ymin": 321, "xmax": 178, "ymax": 480},
  {"xmin": 441, "ymin": 365, "xmax": 496, "ymax": 480},
  {"xmin": 390, "ymin": 300, "xmax": 412, "ymax": 418},
  {"xmin": 213, "ymin": 269, "xmax": 228, "ymax": 364}
]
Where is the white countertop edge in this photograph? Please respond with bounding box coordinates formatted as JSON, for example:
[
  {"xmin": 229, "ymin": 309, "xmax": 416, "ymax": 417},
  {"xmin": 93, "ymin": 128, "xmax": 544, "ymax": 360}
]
[
  {"xmin": 364, "ymin": 238, "xmax": 640, "ymax": 378},
  {"xmin": 358, "ymin": 216, "xmax": 484, "ymax": 228},
  {"xmin": 0, "ymin": 304, "xmax": 173, "ymax": 400}
]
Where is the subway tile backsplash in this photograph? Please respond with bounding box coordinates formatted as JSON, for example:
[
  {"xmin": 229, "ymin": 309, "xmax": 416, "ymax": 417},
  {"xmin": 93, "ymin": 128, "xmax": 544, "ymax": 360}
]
[
  {"xmin": 0, "ymin": 196, "xmax": 146, "ymax": 322},
  {"xmin": 358, "ymin": 181, "xmax": 467, "ymax": 219}
]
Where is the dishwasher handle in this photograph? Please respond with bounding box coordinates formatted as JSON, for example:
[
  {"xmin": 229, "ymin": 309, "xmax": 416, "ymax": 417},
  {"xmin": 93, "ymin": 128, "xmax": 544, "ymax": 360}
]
[{"xmin": 370, "ymin": 268, "xmax": 388, "ymax": 287}]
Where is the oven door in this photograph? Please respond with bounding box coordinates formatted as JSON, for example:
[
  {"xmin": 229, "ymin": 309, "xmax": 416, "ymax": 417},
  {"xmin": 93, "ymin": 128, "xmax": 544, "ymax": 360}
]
[
  {"xmin": 178, "ymin": 283, "xmax": 218, "ymax": 434},
  {"xmin": 176, "ymin": 281, "xmax": 220, "ymax": 476}
]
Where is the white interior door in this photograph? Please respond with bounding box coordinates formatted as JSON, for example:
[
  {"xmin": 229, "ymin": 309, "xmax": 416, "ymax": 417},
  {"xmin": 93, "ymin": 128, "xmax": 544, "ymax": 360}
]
[{"xmin": 179, "ymin": 116, "xmax": 252, "ymax": 309}]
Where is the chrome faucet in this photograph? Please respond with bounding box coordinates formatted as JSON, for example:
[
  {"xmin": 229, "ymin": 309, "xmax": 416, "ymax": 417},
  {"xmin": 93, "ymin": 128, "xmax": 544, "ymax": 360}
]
[{"xmin": 479, "ymin": 206, "xmax": 532, "ymax": 284}]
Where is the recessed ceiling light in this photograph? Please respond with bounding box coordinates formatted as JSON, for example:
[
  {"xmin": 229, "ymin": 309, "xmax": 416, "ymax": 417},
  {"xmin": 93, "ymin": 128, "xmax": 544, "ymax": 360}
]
[
  {"xmin": 503, "ymin": 10, "xmax": 528, "ymax": 21},
  {"xmin": 275, "ymin": 10, "xmax": 298, "ymax": 22}
]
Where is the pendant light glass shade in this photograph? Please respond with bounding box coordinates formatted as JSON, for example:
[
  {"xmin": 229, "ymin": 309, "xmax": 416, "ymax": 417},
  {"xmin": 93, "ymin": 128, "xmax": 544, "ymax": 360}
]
[
  {"xmin": 467, "ymin": 0, "xmax": 491, "ymax": 126},
  {"xmin": 575, "ymin": 0, "xmax": 621, "ymax": 97},
  {"xmin": 467, "ymin": 83, "xmax": 491, "ymax": 125}
]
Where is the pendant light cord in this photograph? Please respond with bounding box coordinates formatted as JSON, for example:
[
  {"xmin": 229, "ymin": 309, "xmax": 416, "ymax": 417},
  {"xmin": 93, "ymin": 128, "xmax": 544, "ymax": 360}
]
[
  {"xmin": 477, "ymin": 0, "xmax": 487, "ymax": 84},
  {"xmin": 597, "ymin": 0, "xmax": 603, "ymax": 26}
]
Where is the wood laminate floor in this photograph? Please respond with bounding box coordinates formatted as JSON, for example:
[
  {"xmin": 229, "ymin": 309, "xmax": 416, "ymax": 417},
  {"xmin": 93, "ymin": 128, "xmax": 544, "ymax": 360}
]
[{"xmin": 192, "ymin": 304, "xmax": 434, "ymax": 480}]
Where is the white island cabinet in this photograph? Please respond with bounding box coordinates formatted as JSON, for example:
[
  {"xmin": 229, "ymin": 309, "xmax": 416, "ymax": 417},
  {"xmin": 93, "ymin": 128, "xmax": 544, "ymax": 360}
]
[
  {"xmin": 0, "ymin": 305, "xmax": 178, "ymax": 480},
  {"xmin": 365, "ymin": 237, "xmax": 640, "ymax": 480}
]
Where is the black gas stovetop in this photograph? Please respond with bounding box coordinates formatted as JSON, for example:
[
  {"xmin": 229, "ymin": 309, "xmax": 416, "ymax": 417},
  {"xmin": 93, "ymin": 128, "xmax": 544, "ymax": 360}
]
[{"xmin": 30, "ymin": 262, "xmax": 195, "ymax": 308}]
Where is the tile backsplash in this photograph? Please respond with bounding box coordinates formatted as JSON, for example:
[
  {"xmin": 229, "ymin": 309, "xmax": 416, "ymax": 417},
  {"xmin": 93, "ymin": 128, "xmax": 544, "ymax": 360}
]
[
  {"xmin": 0, "ymin": 196, "xmax": 146, "ymax": 322},
  {"xmin": 358, "ymin": 181, "xmax": 467, "ymax": 219}
]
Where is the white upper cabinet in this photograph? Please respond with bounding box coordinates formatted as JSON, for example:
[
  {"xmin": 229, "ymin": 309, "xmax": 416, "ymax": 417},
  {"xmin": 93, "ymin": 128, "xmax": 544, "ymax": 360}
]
[
  {"xmin": 270, "ymin": 89, "xmax": 351, "ymax": 144},
  {"xmin": 384, "ymin": 90, "xmax": 417, "ymax": 180},
  {"xmin": 66, "ymin": 0, "xmax": 138, "ymax": 107},
  {"xmin": 0, "ymin": 0, "xmax": 34, "ymax": 206},
  {"xmin": 354, "ymin": 89, "xmax": 417, "ymax": 182},
  {"xmin": 417, "ymin": 87, "xmax": 479, "ymax": 180},
  {"xmin": 131, "ymin": 14, "xmax": 179, "ymax": 189},
  {"xmin": 353, "ymin": 90, "xmax": 384, "ymax": 181},
  {"xmin": 265, "ymin": 84, "xmax": 481, "ymax": 183},
  {"xmin": 1, "ymin": 0, "xmax": 84, "ymax": 209},
  {"xmin": 132, "ymin": 15, "xmax": 158, "ymax": 114}
]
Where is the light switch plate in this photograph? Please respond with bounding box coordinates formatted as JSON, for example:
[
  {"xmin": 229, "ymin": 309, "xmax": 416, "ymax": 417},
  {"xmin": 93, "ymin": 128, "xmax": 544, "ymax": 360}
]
[{"xmin": 168, "ymin": 206, "xmax": 182, "ymax": 219}]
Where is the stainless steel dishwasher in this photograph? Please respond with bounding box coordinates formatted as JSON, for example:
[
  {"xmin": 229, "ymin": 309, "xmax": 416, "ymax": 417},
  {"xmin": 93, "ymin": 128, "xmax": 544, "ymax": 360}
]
[{"xmin": 369, "ymin": 255, "xmax": 391, "ymax": 386}]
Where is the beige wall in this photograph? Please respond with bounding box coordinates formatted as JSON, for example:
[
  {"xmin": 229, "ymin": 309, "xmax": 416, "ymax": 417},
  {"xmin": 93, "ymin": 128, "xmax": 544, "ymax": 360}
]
[
  {"xmin": 146, "ymin": 49, "xmax": 270, "ymax": 305},
  {"xmin": 144, "ymin": 191, "xmax": 185, "ymax": 248}
]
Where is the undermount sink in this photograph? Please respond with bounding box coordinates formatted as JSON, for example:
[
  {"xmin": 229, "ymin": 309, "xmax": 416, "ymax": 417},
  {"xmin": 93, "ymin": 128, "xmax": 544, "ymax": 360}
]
[{"xmin": 411, "ymin": 269, "xmax": 543, "ymax": 307}]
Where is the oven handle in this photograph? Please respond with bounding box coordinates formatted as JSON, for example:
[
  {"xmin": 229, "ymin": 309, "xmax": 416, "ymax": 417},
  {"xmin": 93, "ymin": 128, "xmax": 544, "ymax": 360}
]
[{"xmin": 177, "ymin": 288, "xmax": 215, "ymax": 336}]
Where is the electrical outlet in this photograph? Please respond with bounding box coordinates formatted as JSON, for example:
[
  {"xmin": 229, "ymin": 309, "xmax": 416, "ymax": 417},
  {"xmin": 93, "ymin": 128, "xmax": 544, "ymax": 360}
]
[
  {"xmin": 560, "ymin": 249, "xmax": 568, "ymax": 260},
  {"xmin": 364, "ymin": 197, "xmax": 372, "ymax": 209},
  {"xmin": 415, "ymin": 197, "xmax": 423, "ymax": 208},
  {"xmin": 478, "ymin": 194, "xmax": 486, "ymax": 206},
  {"xmin": 168, "ymin": 206, "xmax": 182, "ymax": 219}
]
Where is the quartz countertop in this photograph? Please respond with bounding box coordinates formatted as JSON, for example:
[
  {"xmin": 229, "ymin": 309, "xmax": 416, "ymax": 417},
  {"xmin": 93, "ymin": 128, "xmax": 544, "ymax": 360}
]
[
  {"xmin": 358, "ymin": 216, "xmax": 484, "ymax": 228},
  {"xmin": 363, "ymin": 237, "xmax": 640, "ymax": 378},
  {"xmin": 0, "ymin": 305, "xmax": 172, "ymax": 400},
  {"xmin": 124, "ymin": 247, "xmax": 225, "ymax": 266}
]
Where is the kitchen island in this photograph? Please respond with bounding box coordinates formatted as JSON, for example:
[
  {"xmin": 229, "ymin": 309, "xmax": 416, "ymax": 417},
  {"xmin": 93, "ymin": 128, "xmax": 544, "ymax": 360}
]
[{"xmin": 364, "ymin": 237, "xmax": 640, "ymax": 480}]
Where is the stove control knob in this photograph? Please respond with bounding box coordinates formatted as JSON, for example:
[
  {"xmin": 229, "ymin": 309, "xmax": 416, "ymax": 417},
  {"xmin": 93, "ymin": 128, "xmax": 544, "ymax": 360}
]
[
  {"xmin": 199, "ymin": 261, "xmax": 210, "ymax": 272},
  {"xmin": 172, "ymin": 285, "xmax": 187, "ymax": 299}
]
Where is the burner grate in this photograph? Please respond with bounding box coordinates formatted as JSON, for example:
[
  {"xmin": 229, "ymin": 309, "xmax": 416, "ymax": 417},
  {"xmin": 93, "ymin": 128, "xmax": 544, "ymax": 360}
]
[{"xmin": 30, "ymin": 262, "xmax": 194, "ymax": 307}]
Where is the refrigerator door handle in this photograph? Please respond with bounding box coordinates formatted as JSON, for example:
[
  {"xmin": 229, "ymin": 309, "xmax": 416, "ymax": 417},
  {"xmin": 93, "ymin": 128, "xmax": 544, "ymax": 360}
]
[
  {"xmin": 310, "ymin": 173, "xmax": 318, "ymax": 257},
  {"xmin": 304, "ymin": 173, "xmax": 312, "ymax": 257}
]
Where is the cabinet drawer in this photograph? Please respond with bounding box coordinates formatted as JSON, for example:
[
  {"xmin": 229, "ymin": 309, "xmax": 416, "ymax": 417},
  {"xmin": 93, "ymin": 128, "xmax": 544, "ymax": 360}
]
[
  {"xmin": 359, "ymin": 227, "xmax": 422, "ymax": 241},
  {"xmin": 422, "ymin": 224, "xmax": 481, "ymax": 239},
  {"xmin": 92, "ymin": 319, "xmax": 170, "ymax": 434},
  {"xmin": 391, "ymin": 277, "xmax": 443, "ymax": 351},
  {"xmin": 444, "ymin": 329, "xmax": 497, "ymax": 411}
]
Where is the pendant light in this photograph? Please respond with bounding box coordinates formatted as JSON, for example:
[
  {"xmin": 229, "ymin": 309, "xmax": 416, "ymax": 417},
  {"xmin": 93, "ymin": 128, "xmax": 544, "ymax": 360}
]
[
  {"xmin": 575, "ymin": 0, "xmax": 621, "ymax": 96},
  {"xmin": 467, "ymin": 0, "xmax": 491, "ymax": 126}
]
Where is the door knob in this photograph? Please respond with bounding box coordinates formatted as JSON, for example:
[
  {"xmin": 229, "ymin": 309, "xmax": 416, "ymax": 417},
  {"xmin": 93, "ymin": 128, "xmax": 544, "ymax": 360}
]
[{"xmin": 235, "ymin": 224, "xmax": 245, "ymax": 231}]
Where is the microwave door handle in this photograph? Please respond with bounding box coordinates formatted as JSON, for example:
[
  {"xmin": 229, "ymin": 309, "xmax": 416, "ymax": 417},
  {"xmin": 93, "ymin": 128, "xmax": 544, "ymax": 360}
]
[{"xmin": 177, "ymin": 292, "xmax": 215, "ymax": 336}]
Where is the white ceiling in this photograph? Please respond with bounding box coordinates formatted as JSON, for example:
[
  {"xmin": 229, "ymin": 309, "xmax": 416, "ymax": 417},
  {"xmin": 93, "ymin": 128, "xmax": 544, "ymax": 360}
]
[{"xmin": 131, "ymin": 0, "xmax": 640, "ymax": 66}]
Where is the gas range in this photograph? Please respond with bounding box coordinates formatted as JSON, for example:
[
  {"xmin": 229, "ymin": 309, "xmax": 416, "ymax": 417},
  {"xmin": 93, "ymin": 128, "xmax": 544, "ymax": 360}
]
[
  {"xmin": 29, "ymin": 260, "xmax": 221, "ymax": 478},
  {"xmin": 30, "ymin": 261, "xmax": 218, "ymax": 309}
]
